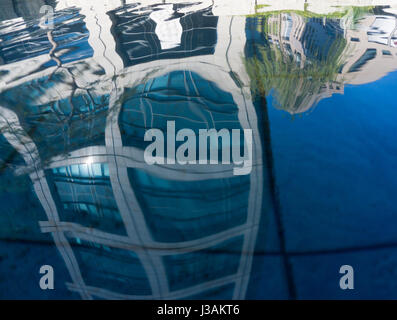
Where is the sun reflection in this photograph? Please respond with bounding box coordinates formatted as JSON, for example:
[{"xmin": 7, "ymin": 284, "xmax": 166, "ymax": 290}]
[{"xmin": 85, "ymin": 156, "xmax": 94, "ymax": 166}]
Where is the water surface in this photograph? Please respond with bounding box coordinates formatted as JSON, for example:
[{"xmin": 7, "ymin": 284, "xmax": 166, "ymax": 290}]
[{"xmin": 0, "ymin": 0, "xmax": 397, "ymax": 299}]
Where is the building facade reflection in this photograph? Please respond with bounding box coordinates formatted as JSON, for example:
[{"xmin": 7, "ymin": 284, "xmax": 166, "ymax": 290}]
[
  {"xmin": 0, "ymin": 1, "xmax": 267, "ymax": 300},
  {"xmin": 245, "ymin": 5, "xmax": 397, "ymax": 113},
  {"xmin": 1, "ymin": 0, "xmax": 397, "ymax": 299}
]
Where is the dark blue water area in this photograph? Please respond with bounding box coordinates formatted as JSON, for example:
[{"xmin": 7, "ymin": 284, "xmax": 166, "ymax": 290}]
[
  {"xmin": 268, "ymin": 70, "xmax": 397, "ymax": 299},
  {"xmin": 0, "ymin": 151, "xmax": 78, "ymax": 299},
  {"xmin": 1, "ymin": 71, "xmax": 396, "ymax": 300},
  {"xmin": 0, "ymin": 240, "xmax": 79, "ymax": 299}
]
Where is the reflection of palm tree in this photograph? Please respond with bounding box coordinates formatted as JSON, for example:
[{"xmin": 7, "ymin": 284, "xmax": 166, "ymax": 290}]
[
  {"xmin": 246, "ymin": 35, "xmax": 346, "ymax": 112},
  {"xmin": 350, "ymin": 6, "xmax": 375, "ymax": 28}
]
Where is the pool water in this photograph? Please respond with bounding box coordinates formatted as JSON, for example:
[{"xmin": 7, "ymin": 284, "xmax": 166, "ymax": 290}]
[{"xmin": 0, "ymin": 0, "xmax": 397, "ymax": 299}]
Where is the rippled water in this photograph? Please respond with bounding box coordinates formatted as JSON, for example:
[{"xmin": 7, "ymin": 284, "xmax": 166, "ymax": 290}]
[{"xmin": 1, "ymin": 0, "xmax": 397, "ymax": 299}]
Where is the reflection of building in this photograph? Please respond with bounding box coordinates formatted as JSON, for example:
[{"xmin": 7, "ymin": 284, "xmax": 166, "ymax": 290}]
[
  {"xmin": 339, "ymin": 14, "xmax": 397, "ymax": 85},
  {"xmin": 255, "ymin": 0, "xmax": 397, "ymax": 16},
  {"xmin": 247, "ymin": 7, "xmax": 397, "ymax": 113},
  {"xmin": 1, "ymin": 0, "xmax": 397, "ymax": 299},
  {"xmin": 0, "ymin": 0, "xmax": 46, "ymax": 21},
  {"xmin": 0, "ymin": 2, "xmax": 269, "ymax": 300},
  {"xmin": 261, "ymin": 13, "xmax": 346, "ymax": 113}
]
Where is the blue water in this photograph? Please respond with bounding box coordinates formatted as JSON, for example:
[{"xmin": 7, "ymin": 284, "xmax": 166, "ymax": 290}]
[
  {"xmin": 0, "ymin": 1, "xmax": 397, "ymax": 299},
  {"xmin": 268, "ymin": 71, "xmax": 397, "ymax": 299}
]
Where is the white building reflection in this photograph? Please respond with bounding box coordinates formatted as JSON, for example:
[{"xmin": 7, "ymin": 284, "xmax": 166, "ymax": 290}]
[
  {"xmin": 0, "ymin": 1, "xmax": 265, "ymax": 299},
  {"xmin": 246, "ymin": 4, "xmax": 397, "ymax": 113}
]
